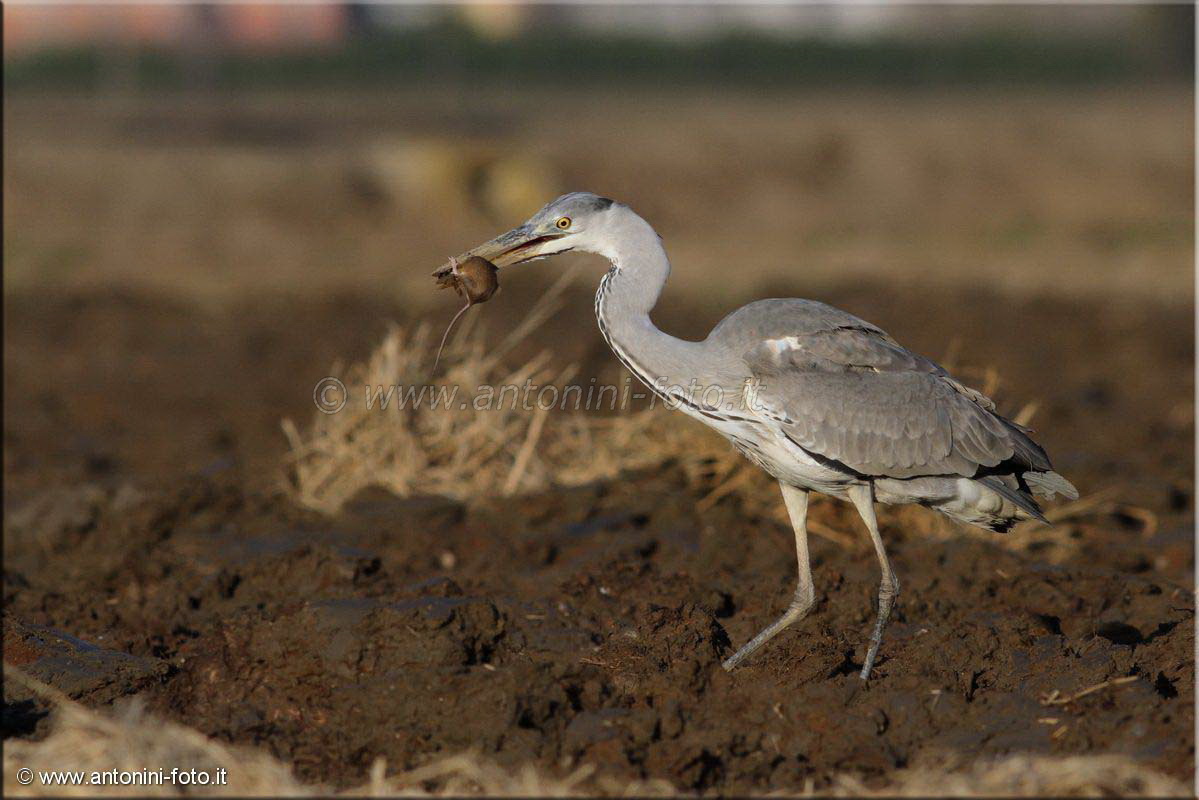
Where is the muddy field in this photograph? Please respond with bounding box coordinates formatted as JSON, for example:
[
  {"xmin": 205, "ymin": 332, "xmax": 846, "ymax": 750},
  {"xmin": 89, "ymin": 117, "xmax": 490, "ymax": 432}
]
[
  {"xmin": 3, "ymin": 84, "xmax": 1194, "ymax": 792},
  {"xmin": 3, "ymin": 279, "xmax": 1193, "ymax": 792}
]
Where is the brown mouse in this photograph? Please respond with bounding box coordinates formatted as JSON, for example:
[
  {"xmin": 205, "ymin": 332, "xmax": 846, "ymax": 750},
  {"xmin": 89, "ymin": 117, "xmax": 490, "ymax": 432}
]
[
  {"xmin": 432, "ymin": 255, "xmax": 500, "ymax": 371},
  {"xmin": 436, "ymin": 255, "xmax": 499, "ymax": 305}
]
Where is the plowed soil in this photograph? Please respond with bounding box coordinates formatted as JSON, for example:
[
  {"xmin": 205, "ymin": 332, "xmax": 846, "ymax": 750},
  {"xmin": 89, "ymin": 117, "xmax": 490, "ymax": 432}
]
[{"xmin": 3, "ymin": 286, "xmax": 1193, "ymax": 792}]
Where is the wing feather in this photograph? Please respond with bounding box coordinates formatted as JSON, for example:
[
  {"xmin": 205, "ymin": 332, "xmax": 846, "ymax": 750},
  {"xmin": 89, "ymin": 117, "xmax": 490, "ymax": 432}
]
[{"xmin": 743, "ymin": 326, "xmax": 1027, "ymax": 479}]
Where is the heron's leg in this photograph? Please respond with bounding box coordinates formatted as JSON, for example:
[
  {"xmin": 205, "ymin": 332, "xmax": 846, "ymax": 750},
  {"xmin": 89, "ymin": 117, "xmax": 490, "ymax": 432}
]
[
  {"xmin": 722, "ymin": 483, "xmax": 815, "ymax": 671},
  {"xmin": 847, "ymin": 483, "xmax": 899, "ymax": 681}
]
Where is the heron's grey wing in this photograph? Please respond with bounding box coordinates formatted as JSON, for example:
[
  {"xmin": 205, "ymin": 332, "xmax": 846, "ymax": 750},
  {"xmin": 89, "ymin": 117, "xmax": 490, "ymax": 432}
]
[
  {"xmin": 709, "ymin": 298, "xmax": 889, "ymax": 344},
  {"xmin": 743, "ymin": 329, "xmax": 1042, "ymax": 479},
  {"xmin": 788, "ymin": 326, "xmax": 1001, "ymax": 412},
  {"xmin": 711, "ymin": 299, "xmax": 993, "ymax": 407}
]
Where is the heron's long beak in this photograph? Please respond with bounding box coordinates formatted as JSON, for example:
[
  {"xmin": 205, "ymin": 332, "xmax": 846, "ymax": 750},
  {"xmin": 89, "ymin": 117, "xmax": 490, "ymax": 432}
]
[{"xmin": 432, "ymin": 225, "xmax": 566, "ymax": 280}]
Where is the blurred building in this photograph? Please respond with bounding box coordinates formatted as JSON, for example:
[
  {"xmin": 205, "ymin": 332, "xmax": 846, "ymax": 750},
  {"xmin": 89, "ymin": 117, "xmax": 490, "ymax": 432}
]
[
  {"xmin": 3, "ymin": 2, "xmax": 1164, "ymax": 56},
  {"xmin": 3, "ymin": 4, "xmax": 348, "ymax": 55},
  {"xmin": 537, "ymin": 4, "xmax": 1161, "ymax": 42}
]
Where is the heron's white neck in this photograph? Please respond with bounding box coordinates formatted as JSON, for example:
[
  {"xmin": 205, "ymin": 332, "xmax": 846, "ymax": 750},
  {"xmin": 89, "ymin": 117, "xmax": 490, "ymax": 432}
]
[{"xmin": 590, "ymin": 207, "xmax": 707, "ymax": 390}]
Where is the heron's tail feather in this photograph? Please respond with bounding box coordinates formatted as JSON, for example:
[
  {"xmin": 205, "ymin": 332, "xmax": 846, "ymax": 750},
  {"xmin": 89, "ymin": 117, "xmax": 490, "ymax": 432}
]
[
  {"xmin": 978, "ymin": 476, "xmax": 1048, "ymax": 525},
  {"xmin": 1024, "ymin": 470, "xmax": 1079, "ymax": 501},
  {"xmin": 937, "ymin": 471, "xmax": 1075, "ymax": 533}
]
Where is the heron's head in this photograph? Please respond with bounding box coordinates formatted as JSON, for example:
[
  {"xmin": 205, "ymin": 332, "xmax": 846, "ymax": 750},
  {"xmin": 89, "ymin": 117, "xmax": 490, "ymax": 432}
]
[{"xmin": 435, "ymin": 192, "xmax": 619, "ymax": 278}]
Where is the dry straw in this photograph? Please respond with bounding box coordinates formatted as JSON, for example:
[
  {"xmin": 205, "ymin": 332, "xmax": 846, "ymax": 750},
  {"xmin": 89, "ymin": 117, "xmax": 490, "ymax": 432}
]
[{"xmin": 282, "ymin": 271, "xmax": 736, "ymax": 515}]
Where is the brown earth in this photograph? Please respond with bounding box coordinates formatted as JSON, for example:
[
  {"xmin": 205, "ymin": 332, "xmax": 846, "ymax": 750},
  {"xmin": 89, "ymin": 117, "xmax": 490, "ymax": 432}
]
[{"xmin": 2, "ymin": 284, "xmax": 1193, "ymax": 792}]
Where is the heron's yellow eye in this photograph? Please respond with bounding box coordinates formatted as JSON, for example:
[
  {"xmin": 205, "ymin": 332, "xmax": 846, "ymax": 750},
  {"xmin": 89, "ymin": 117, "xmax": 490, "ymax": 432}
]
[{"xmin": 556, "ymin": 216, "xmax": 572, "ymax": 230}]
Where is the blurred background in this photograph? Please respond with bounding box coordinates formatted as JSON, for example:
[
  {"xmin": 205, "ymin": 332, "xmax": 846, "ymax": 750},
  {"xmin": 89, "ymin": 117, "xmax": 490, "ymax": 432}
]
[{"xmin": 4, "ymin": 2, "xmax": 1193, "ymax": 302}]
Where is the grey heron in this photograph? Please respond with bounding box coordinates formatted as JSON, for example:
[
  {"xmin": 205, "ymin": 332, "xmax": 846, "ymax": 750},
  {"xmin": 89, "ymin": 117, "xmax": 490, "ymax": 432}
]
[{"xmin": 437, "ymin": 192, "xmax": 1078, "ymax": 680}]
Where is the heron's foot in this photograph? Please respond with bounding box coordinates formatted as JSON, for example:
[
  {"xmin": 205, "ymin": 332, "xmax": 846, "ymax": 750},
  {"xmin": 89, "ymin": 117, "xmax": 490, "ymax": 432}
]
[
  {"xmin": 859, "ymin": 632, "xmax": 884, "ymax": 681},
  {"xmin": 721, "ymin": 589, "xmax": 814, "ymax": 671},
  {"xmin": 858, "ymin": 577, "xmax": 899, "ymax": 681},
  {"xmin": 722, "ymin": 644, "xmax": 756, "ymax": 672}
]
